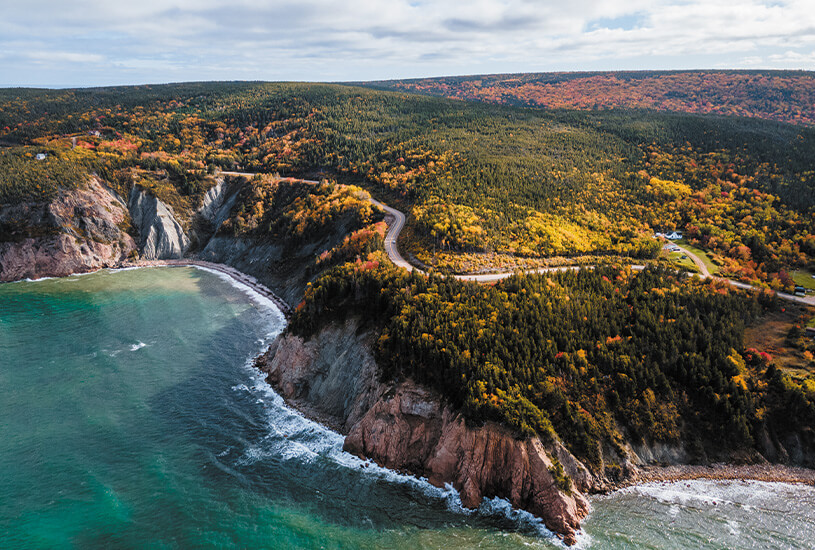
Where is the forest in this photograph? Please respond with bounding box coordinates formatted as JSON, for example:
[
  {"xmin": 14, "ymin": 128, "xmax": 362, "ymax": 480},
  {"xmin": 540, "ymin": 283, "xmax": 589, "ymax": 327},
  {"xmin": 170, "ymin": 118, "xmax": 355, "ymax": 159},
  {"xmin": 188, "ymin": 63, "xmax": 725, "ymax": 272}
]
[
  {"xmin": 2, "ymin": 81, "xmax": 814, "ymax": 290},
  {"xmin": 291, "ymin": 249, "xmax": 815, "ymax": 471},
  {"xmin": 367, "ymin": 70, "xmax": 815, "ymax": 127},
  {"xmin": 2, "ymin": 80, "xmax": 814, "ymax": 471}
]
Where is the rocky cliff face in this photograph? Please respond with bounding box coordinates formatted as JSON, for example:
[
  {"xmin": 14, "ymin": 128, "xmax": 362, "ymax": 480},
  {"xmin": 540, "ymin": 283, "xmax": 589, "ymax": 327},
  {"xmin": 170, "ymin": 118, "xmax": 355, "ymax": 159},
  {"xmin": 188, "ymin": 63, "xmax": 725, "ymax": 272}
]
[
  {"xmin": 254, "ymin": 317, "xmax": 591, "ymax": 546},
  {"xmin": 0, "ymin": 177, "xmax": 136, "ymax": 281},
  {"xmin": 345, "ymin": 384, "xmax": 591, "ymax": 545},
  {"xmin": 128, "ymin": 186, "xmax": 190, "ymax": 260}
]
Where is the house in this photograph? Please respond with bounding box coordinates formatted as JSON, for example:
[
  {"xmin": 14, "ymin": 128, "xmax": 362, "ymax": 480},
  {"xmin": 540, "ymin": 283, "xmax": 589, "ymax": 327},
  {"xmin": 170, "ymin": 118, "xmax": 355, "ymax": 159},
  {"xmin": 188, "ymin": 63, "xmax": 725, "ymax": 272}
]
[
  {"xmin": 35, "ymin": 153, "xmax": 47, "ymax": 160},
  {"xmin": 655, "ymin": 231, "xmax": 683, "ymax": 240},
  {"xmin": 806, "ymin": 327, "xmax": 815, "ymax": 338}
]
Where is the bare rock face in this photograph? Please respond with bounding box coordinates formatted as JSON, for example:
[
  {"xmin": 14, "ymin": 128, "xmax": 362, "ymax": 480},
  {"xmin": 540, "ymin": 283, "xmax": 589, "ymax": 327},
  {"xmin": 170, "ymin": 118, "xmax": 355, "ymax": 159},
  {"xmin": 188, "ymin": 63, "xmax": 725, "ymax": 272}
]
[
  {"xmin": 254, "ymin": 318, "xmax": 387, "ymax": 432},
  {"xmin": 344, "ymin": 383, "xmax": 590, "ymax": 546},
  {"xmin": 256, "ymin": 318, "xmax": 591, "ymax": 545},
  {"xmin": 0, "ymin": 178, "xmax": 136, "ymax": 281},
  {"xmin": 128, "ymin": 186, "xmax": 189, "ymax": 259}
]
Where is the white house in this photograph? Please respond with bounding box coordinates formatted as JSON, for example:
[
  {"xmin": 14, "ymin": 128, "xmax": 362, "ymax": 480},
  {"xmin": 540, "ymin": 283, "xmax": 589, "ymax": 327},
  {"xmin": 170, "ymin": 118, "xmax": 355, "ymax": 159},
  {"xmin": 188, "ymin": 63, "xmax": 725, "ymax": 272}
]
[{"xmin": 655, "ymin": 231, "xmax": 683, "ymax": 241}]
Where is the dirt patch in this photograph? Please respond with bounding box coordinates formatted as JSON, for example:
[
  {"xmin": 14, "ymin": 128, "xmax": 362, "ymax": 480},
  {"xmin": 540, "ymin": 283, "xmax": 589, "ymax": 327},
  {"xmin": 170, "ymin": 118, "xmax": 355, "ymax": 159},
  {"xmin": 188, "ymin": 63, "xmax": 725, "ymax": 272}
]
[{"xmin": 745, "ymin": 303, "xmax": 815, "ymax": 376}]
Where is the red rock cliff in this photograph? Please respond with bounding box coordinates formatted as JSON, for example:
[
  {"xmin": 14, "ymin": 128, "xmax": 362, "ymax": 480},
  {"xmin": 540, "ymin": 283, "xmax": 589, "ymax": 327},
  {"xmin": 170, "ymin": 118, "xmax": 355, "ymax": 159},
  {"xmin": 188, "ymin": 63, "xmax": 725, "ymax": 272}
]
[
  {"xmin": 0, "ymin": 177, "xmax": 136, "ymax": 281},
  {"xmin": 255, "ymin": 318, "xmax": 591, "ymax": 545}
]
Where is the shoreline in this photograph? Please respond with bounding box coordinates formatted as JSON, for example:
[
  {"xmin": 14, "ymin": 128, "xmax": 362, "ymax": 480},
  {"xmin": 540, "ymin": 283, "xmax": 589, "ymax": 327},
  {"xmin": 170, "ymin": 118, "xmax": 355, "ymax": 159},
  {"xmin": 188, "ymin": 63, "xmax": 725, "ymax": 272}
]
[
  {"xmin": 610, "ymin": 463, "xmax": 815, "ymax": 492},
  {"xmin": 120, "ymin": 259, "xmax": 293, "ymax": 318},
  {"xmin": 5, "ymin": 260, "xmax": 815, "ymax": 543}
]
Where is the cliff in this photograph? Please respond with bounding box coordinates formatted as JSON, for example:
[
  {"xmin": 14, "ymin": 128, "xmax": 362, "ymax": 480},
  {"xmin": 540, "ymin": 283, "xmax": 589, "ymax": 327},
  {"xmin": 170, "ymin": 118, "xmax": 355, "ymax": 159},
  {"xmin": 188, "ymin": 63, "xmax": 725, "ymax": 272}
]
[
  {"xmin": 254, "ymin": 317, "xmax": 592, "ymax": 545},
  {"xmin": 128, "ymin": 185, "xmax": 190, "ymax": 260},
  {"xmin": 0, "ymin": 177, "xmax": 136, "ymax": 281}
]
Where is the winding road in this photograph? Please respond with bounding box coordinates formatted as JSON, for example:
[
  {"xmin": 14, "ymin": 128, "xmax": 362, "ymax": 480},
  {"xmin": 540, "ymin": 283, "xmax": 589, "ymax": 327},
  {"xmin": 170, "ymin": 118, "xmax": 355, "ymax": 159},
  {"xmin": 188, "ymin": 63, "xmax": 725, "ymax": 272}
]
[
  {"xmin": 370, "ymin": 193, "xmax": 814, "ymax": 305},
  {"xmin": 220, "ymin": 171, "xmax": 815, "ymax": 306}
]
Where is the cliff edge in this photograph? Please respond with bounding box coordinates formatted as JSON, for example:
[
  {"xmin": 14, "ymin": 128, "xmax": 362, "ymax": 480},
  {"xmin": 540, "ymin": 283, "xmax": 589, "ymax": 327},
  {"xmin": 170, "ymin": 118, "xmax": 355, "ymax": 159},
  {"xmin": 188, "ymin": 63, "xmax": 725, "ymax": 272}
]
[
  {"xmin": 254, "ymin": 317, "xmax": 591, "ymax": 545},
  {"xmin": 0, "ymin": 177, "xmax": 136, "ymax": 281}
]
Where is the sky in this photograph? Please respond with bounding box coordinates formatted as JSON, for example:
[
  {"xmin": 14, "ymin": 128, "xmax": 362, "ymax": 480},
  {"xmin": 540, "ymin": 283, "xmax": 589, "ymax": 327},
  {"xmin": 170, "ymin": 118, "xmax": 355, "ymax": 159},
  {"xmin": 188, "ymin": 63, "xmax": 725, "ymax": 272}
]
[{"xmin": 1, "ymin": 0, "xmax": 814, "ymax": 88}]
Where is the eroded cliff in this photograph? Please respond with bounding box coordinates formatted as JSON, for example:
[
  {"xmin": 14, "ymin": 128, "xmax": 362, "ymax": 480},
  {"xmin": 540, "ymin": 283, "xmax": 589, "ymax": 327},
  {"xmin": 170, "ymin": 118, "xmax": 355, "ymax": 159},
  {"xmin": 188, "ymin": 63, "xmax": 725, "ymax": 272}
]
[
  {"xmin": 0, "ymin": 177, "xmax": 136, "ymax": 281},
  {"xmin": 254, "ymin": 317, "xmax": 592, "ymax": 545},
  {"xmin": 128, "ymin": 185, "xmax": 190, "ymax": 260}
]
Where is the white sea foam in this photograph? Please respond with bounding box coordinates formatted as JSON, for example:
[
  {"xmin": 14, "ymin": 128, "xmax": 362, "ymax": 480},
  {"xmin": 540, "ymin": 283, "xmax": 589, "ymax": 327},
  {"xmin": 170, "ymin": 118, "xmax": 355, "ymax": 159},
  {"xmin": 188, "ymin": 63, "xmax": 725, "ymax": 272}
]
[
  {"xmin": 235, "ymin": 357, "xmax": 572, "ymax": 546},
  {"xmin": 621, "ymin": 478, "xmax": 811, "ymax": 513},
  {"xmin": 130, "ymin": 342, "xmax": 147, "ymax": 351},
  {"xmin": 187, "ymin": 265, "xmax": 286, "ymax": 328}
]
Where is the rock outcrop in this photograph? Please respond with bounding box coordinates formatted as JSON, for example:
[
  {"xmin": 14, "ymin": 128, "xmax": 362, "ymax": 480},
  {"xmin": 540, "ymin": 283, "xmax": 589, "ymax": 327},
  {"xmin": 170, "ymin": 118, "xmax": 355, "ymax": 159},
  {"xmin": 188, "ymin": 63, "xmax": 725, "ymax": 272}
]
[
  {"xmin": 198, "ymin": 178, "xmax": 239, "ymax": 229},
  {"xmin": 254, "ymin": 317, "xmax": 591, "ymax": 545},
  {"xmin": 0, "ymin": 177, "xmax": 136, "ymax": 281},
  {"xmin": 255, "ymin": 318, "xmax": 387, "ymax": 432},
  {"xmin": 128, "ymin": 186, "xmax": 189, "ymax": 259},
  {"xmin": 344, "ymin": 384, "xmax": 591, "ymax": 545}
]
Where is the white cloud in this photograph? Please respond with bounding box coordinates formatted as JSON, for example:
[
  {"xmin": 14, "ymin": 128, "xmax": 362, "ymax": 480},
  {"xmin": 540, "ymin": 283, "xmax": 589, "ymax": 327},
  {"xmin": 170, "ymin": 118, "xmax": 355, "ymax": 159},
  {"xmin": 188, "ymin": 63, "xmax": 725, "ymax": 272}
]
[{"xmin": 0, "ymin": 0, "xmax": 813, "ymax": 86}]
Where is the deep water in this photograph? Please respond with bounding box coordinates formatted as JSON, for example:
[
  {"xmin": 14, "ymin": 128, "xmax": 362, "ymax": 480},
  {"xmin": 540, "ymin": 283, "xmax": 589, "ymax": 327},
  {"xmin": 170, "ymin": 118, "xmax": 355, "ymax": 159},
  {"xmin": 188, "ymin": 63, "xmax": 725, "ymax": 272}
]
[{"xmin": 1, "ymin": 267, "xmax": 813, "ymax": 549}]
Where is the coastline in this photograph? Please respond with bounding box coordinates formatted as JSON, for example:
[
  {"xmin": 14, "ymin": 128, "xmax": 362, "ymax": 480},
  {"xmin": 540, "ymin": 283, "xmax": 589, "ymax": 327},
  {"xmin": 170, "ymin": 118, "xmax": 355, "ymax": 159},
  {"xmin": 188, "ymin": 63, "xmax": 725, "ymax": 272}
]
[
  {"xmin": 120, "ymin": 259, "xmax": 293, "ymax": 318},
  {"xmin": 6, "ymin": 260, "xmax": 815, "ymax": 544},
  {"xmin": 613, "ymin": 463, "xmax": 815, "ymax": 491}
]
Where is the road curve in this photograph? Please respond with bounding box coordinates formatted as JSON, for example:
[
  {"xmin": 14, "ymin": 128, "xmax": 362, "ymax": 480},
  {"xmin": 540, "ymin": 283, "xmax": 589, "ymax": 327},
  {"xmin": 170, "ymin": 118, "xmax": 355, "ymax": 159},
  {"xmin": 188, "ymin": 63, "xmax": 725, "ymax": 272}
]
[
  {"xmin": 369, "ymin": 196, "xmax": 814, "ymax": 305},
  {"xmin": 367, "ymin": 197, "xmax": 415, "ymax": 272},
  {"xmin": 674, "ymin": 244, "xmax": 711, "ymax": 278},
  {"xmin": 219, "ymin": 171, "xmax": 815, "ymax": 306}
]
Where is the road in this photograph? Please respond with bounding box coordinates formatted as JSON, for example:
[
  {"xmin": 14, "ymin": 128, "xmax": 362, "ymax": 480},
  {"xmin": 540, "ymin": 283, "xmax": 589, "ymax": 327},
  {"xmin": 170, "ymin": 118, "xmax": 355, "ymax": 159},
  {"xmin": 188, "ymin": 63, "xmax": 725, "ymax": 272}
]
[
  {"xmin": 673, "ymin": 244, "xmax": 815, "ymax": 305},
  {"xmin": 219, "ymin": 171, "xmax": 815, "ymax": 306},
  {"xmin": 372, "ymin": 195, "xmax": 814, "ymax": 305}
]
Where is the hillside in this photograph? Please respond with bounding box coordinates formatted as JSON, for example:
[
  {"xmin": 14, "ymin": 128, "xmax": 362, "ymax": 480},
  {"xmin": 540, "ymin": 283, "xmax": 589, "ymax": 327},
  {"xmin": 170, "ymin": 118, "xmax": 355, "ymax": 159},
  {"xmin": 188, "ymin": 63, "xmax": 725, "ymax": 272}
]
[
  {"xmin": 2, "ymin": 81, "xmax": 814, "ymax": 290},
  {"xmin": 2, "ymin": 80, "xmax": 815, "ymax": 543},
  {"xmin": 364, "ymin": 70, "xmax": 815, "ymax": 127}
]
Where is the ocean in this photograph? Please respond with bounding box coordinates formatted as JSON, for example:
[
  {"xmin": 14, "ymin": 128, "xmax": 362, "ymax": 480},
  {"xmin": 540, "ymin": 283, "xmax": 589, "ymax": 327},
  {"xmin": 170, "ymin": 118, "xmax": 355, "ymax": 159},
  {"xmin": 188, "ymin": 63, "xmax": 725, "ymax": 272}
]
[{"xmin": 1, "ymin": 267, "xmax": 812, "ymax": 549}]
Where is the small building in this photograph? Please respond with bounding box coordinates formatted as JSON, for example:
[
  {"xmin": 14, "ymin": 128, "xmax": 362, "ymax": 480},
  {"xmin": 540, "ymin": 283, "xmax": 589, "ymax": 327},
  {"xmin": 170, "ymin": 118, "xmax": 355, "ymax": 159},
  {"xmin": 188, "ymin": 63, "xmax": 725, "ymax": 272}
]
[
  {"xmin": 35, "ymin": 153, "xmax": 47, "ymax": 160},
  {"xmin": 655, "ymin": 231, "xmax": 683, "ymax": 240},
  {"xmin": 806, "ymin": 327, "xmax": 815, "ymax": 338}
]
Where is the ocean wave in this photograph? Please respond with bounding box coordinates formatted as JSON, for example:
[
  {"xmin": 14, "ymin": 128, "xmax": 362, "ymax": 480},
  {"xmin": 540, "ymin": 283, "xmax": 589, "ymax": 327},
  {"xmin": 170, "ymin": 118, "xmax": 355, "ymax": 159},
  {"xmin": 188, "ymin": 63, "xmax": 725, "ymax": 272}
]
[
  {"xmin": 235, "ymin": 358, "xmax": 571, "ymax": 546},
  {"xmin": 186, "ymin": 265, "xmax": 286, "ymax": 328},
  {"xmin": 619, "ymin": 478, "xmax": 813, "ymax": 513}
]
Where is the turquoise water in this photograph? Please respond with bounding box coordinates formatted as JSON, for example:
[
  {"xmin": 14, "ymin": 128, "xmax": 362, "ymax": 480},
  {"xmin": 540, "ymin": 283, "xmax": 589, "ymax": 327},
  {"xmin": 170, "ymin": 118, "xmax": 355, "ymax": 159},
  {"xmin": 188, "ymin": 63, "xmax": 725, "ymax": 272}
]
[{"xmin": 1, "ymin": 267, "xmax": 813, "ymax": 549}]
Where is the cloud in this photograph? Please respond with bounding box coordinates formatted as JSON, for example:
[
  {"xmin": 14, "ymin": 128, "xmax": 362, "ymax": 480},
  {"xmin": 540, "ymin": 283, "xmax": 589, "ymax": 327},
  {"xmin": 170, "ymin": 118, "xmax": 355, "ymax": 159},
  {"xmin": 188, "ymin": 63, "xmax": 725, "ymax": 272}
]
[{"xmin": 0, "ymin": 0, "xmax": 813, "ymax": 87}]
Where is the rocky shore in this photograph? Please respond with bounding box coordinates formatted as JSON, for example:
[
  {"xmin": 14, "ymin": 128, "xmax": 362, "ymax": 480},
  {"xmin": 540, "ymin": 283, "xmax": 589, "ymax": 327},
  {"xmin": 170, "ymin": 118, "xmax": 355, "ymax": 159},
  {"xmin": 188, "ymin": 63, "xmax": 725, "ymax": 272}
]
[
  {"xmin": 624, "ymin": 463, "xmax": 815, "ymax": 488},
  {"xmin": 0, "ymin": 177, "xmax": 136, "ymax": 281},
  {"xmin": 5, "ymin": 173, "xmax": 814, "ymax": 547},
  {"xmin": 253, "ymin": 318, "xmax": 592, "ymax": 545}
]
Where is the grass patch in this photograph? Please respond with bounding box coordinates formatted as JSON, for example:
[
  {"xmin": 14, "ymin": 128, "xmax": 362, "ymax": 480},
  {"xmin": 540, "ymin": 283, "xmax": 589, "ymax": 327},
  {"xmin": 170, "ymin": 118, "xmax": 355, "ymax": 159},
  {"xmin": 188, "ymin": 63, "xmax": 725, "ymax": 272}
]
[
  {"xmin": 662, "ymin": 249, "xmax": 699, "ymax": 272},
  {"xmin": 677, "ymin": 239, "xmax": 720, "ymax": 275},
  {"xmin": 791, "ymin": 270, "xmax": 815, "ymax": 291}
]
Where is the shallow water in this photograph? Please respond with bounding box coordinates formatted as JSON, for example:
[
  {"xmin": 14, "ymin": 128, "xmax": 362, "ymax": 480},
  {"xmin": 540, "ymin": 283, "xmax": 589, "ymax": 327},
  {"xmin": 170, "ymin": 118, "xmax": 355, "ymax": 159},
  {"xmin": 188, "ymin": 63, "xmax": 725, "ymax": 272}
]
[{"xmin": 1, "ymin": 267, "xmax": 813, "ymax": 549}]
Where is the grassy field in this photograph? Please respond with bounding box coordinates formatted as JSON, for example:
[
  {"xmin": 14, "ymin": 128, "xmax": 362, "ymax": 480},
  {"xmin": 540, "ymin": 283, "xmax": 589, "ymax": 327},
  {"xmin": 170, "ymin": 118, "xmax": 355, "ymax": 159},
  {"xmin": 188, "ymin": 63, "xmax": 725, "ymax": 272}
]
[
  {"xmin": 677, "ymin": 240, "xmax": 720, "ymax": 275},
  {"xmin": 791, "ymin": 270, "xmax": 815, "ymax": 291},
  {"xmin": 662, "ymin": 247, "xmax": 699, "ymax": 272}
]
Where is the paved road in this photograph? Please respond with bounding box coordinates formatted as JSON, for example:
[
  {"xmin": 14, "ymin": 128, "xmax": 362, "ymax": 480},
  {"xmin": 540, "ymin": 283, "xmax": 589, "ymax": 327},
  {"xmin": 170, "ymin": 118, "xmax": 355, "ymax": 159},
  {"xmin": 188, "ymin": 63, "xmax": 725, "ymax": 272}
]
[
  {"xmin": 371, "ymin": 197, "xmax": 814, "ymax": 305},
  {"xmin": 218, "ymin": 171, "xmax": 815, "ymax": 306},
  {"xmin": 672, "ymin": 244, "xmax": 814, "ymax": 305},
  {"xmin": 367, "ymin": 197, "xmax": 415, "ymax": 272}
]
